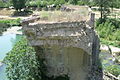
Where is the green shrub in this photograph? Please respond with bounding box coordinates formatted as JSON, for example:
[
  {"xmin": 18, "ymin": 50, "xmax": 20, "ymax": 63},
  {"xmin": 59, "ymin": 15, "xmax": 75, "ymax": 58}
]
[
  {"xmin": 54, "ymin": 0, "xmax": 65, "ymax": 6},
  {"xmin": 107, "ymin": 18, "xmax": 120, "ymax": 29},
  {"xmin": 112, "ymin": 29, "xmax": 120, "ymax": 41},
  {"xmin": 27, "ymin": 1, "xmax": 38, "ymax": 7},
  {"xmin": 41, "ymin": 1, "xmax": 48, "ymax": 7},
  {"xmin": 0, "ymin": 18, "xmax": 21, "ymax": 26},
  {"xmin": 0, "ymin": 0, "xmax": 4, "ymax": 7},
  {"xmin": 68, "ymin": 0, "xmax": 77, "ymax": 5},
  {"xmin": 106, "ymin": 65, "xmax": 120, "ymax": 77},
  {"xmin": 96, "ymin": 21, "xmax": 115, "ymax": 39},
  {"xmin": 4, "ymin": 38, "xmax": 41, "ymax": 80},
  {"xmin": 100, "ymin": 38, "xmax": 120, "ymax": 48},
  {"xmin": 0, "ymin": 18, "xmax": 21, "ymax": 35},
  {"xmin": 0, "ymin": 0, "xmax": 12, "ymax": 8},
  {"xmin": 77, "ymin": 1, "xmax": 87, "ymax": 5},
  {"xmin": 26, "ymin": 0, "xmax": 42, "ymax": 7},
  {"xmin": 96, "ymin": 18, "xmax": 120, "ymax": 28},
  {"xmin": 96, "ymin": 18, "xmax": 120, "ymax": 47},
  {"xmin": 12, "ymin": 0, "xmax": 26, "ymax": 11},
  {"xmin": 48, "ymin": 0, "xmax": 54, "ymax": 5}
]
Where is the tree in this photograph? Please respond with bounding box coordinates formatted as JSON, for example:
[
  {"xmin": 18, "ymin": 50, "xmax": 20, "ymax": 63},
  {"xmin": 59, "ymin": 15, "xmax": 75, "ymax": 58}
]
[
  {"xmin": 111, "ymin": 0, "xmax": 120, "ymax": 8},
  {"xmin": 69, "ymin": 0, "xmax": 78, "ymax": 5},
  {"xmin": 12, "ymin": 0, "xmax": 27, "ymax": 11},
  {"xmin": 54, "ymin": 0, "xmax": 65, "ymax": 5},
  {"xmin": 94, "ymin": 0, "xmax": 113, "ymax": 19}
]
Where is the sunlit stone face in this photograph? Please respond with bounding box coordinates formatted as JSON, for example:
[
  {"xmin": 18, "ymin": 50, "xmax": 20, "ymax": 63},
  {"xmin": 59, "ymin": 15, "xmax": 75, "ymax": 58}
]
[
  {"xmin": 22, "ymin": 7, "xmax": 100, "ymax": 80},
  {"xmin": 43, "ymin": 46, "xmax": 90, "ymax": 80}
]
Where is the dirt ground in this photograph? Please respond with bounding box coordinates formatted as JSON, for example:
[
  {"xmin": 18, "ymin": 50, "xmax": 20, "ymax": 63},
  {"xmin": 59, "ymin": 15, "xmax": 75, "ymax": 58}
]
[
  {"xmin": 0, "ymin": 7, "xmax": 120, "ymax": 20},
  {"xmin": 92, "ymin": 7, "xmax": 120, "ymax": 19},
  {"xmin": 0, "ymin": 8, "xmax": 30, "ymax": 20}
]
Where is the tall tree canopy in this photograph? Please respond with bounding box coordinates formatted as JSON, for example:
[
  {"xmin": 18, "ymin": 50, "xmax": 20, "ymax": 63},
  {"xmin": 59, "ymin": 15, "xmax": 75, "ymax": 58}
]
[
  {"xmin": 94, "ymin": 0, "xmax": 113, "ymax": 19},
  {"xmin": 12, "ymin": 0, "xmax": 27, "ymax": 11}
]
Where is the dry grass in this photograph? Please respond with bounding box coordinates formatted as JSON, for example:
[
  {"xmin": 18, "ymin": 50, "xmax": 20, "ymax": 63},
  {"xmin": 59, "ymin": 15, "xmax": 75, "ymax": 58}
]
[
  {"xmin": 38, "ymin": 10, "xmax": 89, "ymax": 23},
  {"xmin": 0, "ymin": 8, "xmax": 15, "ymax": 16}
]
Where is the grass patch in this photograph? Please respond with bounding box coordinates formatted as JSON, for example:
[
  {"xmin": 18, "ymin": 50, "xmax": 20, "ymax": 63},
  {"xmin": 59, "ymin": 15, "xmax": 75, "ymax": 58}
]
[
  {"xmin": 0, "ymin": 18, "xmax": 21, "ymax": 26},
  {"xmin": 38, "ymin": 10, "xmax": 89, "ymax": 22}
]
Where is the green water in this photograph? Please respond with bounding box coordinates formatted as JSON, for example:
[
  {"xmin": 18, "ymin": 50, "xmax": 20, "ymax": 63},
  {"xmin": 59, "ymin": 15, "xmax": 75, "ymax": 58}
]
[{"xmin": 0, "ymin": 33, "xmax": 22, "ymax": 80}]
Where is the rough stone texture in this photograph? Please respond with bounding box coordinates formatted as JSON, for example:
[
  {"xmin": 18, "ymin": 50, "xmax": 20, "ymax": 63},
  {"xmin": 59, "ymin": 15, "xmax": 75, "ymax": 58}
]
[{"xmin": 22, "ymin": 6, "xmax": 101, "ymax": 80}]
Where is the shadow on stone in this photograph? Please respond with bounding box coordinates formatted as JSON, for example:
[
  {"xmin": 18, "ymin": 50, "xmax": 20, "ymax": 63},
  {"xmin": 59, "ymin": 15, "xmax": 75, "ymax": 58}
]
[{"xmin": 12, "ymin": 10, "xmax": 33, "ymax": 16}]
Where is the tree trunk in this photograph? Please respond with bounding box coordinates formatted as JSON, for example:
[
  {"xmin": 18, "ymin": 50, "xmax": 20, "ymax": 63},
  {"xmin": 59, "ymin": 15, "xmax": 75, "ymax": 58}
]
[{"xmin": 100, "ymin": 5, "xmax": 103, "ymax": 19}]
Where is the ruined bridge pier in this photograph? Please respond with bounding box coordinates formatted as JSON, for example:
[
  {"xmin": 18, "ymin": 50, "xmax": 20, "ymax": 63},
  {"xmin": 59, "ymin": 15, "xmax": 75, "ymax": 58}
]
[{"xmin": 22, "ymin": 10, "xmax": 101, "ymax": 80}]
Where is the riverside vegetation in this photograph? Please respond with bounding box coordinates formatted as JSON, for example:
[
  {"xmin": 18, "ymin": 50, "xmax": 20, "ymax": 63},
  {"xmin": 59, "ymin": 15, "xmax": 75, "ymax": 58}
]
[
  {"xmin": 3, "ymin": 16, "xmax": 120, "ymax": 80},
  {"xmin": 96, "ymin": 18, "xmax": 120, "ymax": 48},
  {"xmin": 0, "ymin": 19, "xmax": 21, "ymax": 35}
]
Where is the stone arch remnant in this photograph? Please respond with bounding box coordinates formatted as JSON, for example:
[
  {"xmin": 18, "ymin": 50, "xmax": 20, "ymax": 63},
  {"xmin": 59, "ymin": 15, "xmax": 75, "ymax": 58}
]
[{"xmin": 22, "ymin": 6, "xmax": 101, "ymax": 80}]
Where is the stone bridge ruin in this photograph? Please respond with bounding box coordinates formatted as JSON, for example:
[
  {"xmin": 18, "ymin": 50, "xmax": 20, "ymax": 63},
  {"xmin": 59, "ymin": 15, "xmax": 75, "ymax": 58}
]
[{"xmin": 22, "ymin": 6, "xmax": 101, "ymax": 80}]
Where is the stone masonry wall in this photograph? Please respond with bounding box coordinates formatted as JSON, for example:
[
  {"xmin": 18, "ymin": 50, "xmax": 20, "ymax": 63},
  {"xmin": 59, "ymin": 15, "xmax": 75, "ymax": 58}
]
[{"xmin": 22, "ymin": 12, "xmax": 101, "ymax": 80}]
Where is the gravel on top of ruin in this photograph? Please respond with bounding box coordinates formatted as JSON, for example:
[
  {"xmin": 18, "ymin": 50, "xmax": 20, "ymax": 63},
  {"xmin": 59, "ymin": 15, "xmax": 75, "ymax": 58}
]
[{"xmin": 33, "ymin": 6, "xmax": 91, "ymax": 24}]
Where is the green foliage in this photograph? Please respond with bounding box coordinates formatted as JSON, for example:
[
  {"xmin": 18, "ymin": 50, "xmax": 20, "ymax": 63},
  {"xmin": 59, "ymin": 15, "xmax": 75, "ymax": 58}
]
[
  {"xmin": 4, "ymin": 38, "xmax": 41, "ymax": 80},
  {"xmin": 26, "ymin": 0, "xmax": 48, "ymax": 8},
  {"xmin": 94, "ymin": 0, "xmax": 113, "ymax": 19},
  {"xmin": 0, "ymin": 18, "xmax": 21, "ymax": 35},
  {"xmin": 96, "ymin": 18, "xmax": 120, "ymax": 47},
  {"xmin": 54, "ymin": 0, "xmax": 66, "ymax": 5},
  {"xmin": 77, "ymin": 0, "xmax": 94, "ymax": 6},
  {"xmin": 1, "ymin": 0, "xmax": 120, "ymax": 9},
  {"xmin": 0, "ymin": 0, "xmax": 12, "ymax": 8},
  {"xmin": 106, "ymin": 18, "xmax": 120, "ymax": 29},
  {"xmin": 106, "ymin": 65, "xmax": 120, "ymax": 77},
  {"xmin": 26, "ymin": 1, "xmax": 38, "ymax": 7},
  {"xmin": 110, "ymin": 0, "xmax": 120, "ymax": 8},
  {"xmin": 12, "ymin": 0, "xmax": 26, "ymax": 11},
  {"xmin": 100, "ymin": 38, "xmax": 120, "ymax": 48},
  {"xmin": 48, "ymin": 0, "xmax": 54, "ymax": 5},
  {"xmin": 0, "ymin": 0, "xmax": 5, "ymax": 8},
  {"xmin": 96, "ymin": 21, "xmax": 114, "ymax": 39},
  {"xmin": 0, "ymin": 18, "xmax": 21, "ymax": 26},
  {"xmin": 68, "ymin": 0, "xmax": 77, "ymax": 5},
  {"xmin": 41, "ymin": 1, "xmax": 48, "ymax": 7},
  {"xmin": 3, "ymin": 37, "xmax": 69, "ymax": 80},
  {"xmin": 77, "ymin": 1, "xmax": 86, "ymax": 5}
]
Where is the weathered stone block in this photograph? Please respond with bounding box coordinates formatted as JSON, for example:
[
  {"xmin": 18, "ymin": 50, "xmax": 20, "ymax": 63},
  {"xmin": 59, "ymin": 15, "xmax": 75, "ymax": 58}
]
[{"xmin": 22, "ymin": 6, "xmax": 101, "ymax": 80}]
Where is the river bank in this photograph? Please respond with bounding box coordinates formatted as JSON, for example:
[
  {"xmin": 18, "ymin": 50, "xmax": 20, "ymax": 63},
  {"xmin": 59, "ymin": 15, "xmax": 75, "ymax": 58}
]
[
  {"xmin": 3, "ymin": 26, "xmax": 22, "ymax": 35},
  {"xmin": 100, "ymin": 44, "xmax": 120, "ymax": 53},
  {"xmin": 0, "ymin": 26, "xmax": 22, "ymax": 67},
  {"xmin": 0, "ymin": 26, "xmax": 23, "ymax": 80}
]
